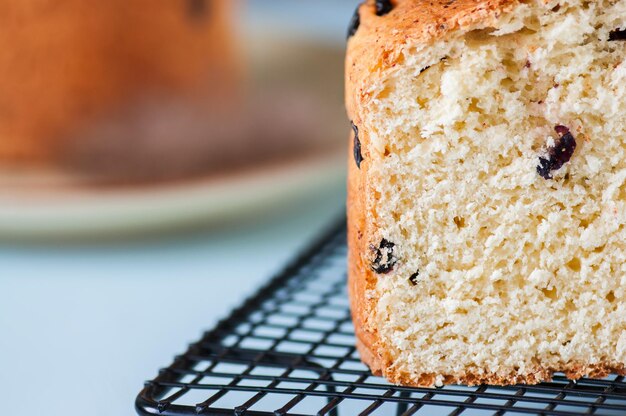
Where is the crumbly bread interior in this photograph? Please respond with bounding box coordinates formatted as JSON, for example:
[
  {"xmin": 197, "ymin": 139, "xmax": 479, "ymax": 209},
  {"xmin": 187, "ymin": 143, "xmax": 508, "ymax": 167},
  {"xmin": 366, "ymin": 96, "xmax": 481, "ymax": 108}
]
[{"xmin": 364, "ymin": 0, "xmax": 626, "ymax": 385}]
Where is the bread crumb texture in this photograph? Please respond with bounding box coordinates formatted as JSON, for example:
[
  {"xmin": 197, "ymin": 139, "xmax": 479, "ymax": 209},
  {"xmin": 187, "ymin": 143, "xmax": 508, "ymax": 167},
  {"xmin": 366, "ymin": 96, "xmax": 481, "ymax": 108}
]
[{"xmin": 349, "ymin": 0, "xmax": 626, "ymax": 385}]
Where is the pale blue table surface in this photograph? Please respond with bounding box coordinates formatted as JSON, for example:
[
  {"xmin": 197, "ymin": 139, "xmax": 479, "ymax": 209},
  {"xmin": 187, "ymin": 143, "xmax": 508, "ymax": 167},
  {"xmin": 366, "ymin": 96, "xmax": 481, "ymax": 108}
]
[{"xmin": 0, "ymin": 192, "xmax": 345, "ymax": 416}]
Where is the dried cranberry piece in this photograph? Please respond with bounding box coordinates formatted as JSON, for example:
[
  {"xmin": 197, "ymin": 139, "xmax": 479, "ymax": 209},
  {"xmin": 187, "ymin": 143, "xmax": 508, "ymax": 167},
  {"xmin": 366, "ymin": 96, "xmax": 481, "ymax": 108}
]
[
  {"xmin": 536, "ymin": 158, "xmax": 552, "ymax": 180},
  {"xmin": 408, "ymin": 270, "xmax": 420, "ymax": 286},
  {"xmin": 554, "ymin": 125, "xmax": 570, "ymax": 137},
  {"xmin": 371, "ymin": 239, "xmax": 396, "ymax": 274},
  {"xmin": 347, "ymin": 5, "xmax": 361, "ymax": 39},
  {"xmin": 536, "ymin": 125, "xmax": 577, "ymax": 180},
  {"xmin": 352, "ymin": 121, "xmax": 363, "ymax": 169},
  {"xmin": 375, "ymin": 0, "xmax": 394, "ymax": 16},
  {"xmin": 609, "ymin": 29, "xmax": 626, "ymax": 41}
]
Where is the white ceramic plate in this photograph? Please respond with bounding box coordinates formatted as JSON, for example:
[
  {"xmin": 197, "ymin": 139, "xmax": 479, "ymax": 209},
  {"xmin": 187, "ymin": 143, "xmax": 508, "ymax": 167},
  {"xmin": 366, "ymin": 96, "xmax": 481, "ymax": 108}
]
[{"xmin": 0, "ymin": 154, "xmax": 345, "ymax": 239}]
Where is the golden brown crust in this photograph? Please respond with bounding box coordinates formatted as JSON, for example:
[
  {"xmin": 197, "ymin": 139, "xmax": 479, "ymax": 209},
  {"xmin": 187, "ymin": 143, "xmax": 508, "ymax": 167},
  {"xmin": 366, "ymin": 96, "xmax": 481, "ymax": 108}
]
[{"xmin": 345, "ymin": 0, "xmax": 625, "ymax": 387}]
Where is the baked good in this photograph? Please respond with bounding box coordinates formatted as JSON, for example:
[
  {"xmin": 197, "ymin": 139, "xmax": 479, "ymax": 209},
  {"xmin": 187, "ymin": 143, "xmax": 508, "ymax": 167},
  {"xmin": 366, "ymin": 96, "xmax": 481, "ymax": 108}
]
[
  {"xmin": 0, "ymin": 0, "xmax": 236, "ymax": 166},
  {"xmin": 346, "ymin": 0, "xmax": 626, "ymax": 386}
]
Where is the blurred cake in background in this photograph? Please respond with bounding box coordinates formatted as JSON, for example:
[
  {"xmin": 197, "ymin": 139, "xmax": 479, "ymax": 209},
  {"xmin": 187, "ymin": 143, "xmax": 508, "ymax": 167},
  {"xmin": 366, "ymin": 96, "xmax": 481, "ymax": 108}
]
[
  {"xmin": 0, "ymin": 0, "xmax": 238, "ymax": 180},
  {"xmin": 0, "ymin": 0, "xmax": 346, "ymax": 185},
  {"xmin": 0, "ymin": 0, "xmax": 350, "ymax": 237}
]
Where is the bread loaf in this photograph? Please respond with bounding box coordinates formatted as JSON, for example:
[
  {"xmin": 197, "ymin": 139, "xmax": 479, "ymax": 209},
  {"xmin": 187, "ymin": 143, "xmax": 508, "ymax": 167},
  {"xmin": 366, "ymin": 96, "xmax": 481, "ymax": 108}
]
[{"xmin": 346, "ymin": 0, "xmax": 626, "ymax": 386}]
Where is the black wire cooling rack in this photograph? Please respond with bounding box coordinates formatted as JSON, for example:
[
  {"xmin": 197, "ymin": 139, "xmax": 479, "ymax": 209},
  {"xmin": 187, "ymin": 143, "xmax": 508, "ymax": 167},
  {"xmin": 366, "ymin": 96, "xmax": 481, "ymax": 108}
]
[{"xmin": 136, "ymin": 219, "xmax": 626, "ymax": 416}]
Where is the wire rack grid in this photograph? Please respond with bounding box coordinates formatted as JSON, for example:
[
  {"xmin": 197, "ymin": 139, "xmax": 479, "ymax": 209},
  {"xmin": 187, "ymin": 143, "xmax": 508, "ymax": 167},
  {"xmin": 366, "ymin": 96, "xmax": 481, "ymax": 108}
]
[{"xmin": 136, "ymin": 219, "xmax": 626, "ymax": 416}]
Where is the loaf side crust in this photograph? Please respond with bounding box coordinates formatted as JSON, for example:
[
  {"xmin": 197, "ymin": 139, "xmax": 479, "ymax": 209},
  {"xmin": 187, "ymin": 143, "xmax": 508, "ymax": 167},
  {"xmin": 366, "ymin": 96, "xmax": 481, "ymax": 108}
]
[{"xmin": 347, "ymin": 132, "xmax": 390, "ymax": 377}]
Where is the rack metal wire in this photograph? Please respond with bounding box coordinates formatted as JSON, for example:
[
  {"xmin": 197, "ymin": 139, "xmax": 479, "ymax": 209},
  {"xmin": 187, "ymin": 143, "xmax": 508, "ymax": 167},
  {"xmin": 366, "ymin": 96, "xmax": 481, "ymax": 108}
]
[{"xmin": 136, "ymin": 219, "xmax": 626, "ymax": 416}]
